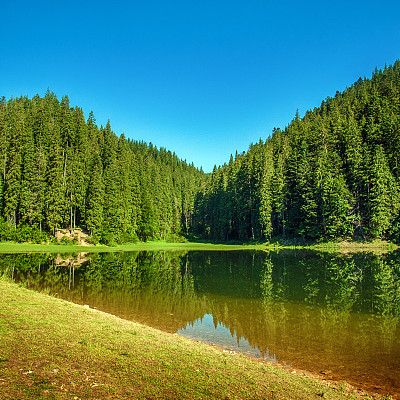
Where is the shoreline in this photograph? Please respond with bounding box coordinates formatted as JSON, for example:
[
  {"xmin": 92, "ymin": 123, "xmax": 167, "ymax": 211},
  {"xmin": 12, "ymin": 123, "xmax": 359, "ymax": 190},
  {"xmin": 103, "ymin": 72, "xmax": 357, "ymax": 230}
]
[
  {"xmin": 0, "ymin": 278, "xmax": 387, "ymax": 400},
  {"xmin": 0, "ymin": 238, "xmax": 397, "ymax": 254}
]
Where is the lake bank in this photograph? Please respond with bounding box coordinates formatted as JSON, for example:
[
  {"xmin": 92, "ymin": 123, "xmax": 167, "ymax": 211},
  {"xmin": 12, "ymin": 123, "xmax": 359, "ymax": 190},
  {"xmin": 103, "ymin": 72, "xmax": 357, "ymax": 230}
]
[
  {"xmin": 0, "ymin": 279, "xmax": 383, "ymax": 400},
  {"xmin": 0, "ymin": 238, "xmax": 397, "ymax": 254},
  {"xmin": 0, "ymin": 240, "xmax": 268, "ymax": 253}
]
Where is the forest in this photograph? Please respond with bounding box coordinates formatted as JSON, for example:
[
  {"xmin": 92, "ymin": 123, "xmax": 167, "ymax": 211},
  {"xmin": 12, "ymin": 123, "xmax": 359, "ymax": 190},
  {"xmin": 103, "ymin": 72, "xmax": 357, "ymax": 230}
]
[
  {"xmin": 0, "ymin": 92, "xmax": 204, "ymax": 244},
  {"xmin": 192, "ymin": 62, "xmax": 400, "ymax": 243},
  {"xmin": 1, "ymin": 61, "xmax": 400, "ymax": 244}
]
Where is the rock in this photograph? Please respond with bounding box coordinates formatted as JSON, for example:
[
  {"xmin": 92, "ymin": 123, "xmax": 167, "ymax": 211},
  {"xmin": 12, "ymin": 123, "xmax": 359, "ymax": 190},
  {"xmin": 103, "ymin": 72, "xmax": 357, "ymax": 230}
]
[{"xmin": 320, "ymin": 370, "xmax": 332, "ymax": 375}]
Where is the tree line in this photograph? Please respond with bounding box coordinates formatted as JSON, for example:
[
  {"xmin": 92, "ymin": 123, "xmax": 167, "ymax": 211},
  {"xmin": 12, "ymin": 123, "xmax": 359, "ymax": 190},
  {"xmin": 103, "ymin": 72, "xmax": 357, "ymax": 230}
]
[
  {"xmin": 2, "ymin": 62, "xmax": 400, "ymax": 244},
  {"xmin": 0, "ymin": 91, "xmax": 204, "ymax": 244},
  {"xmin": 192, "ymin": 62, "xmax": 400, "ymax": 242}
]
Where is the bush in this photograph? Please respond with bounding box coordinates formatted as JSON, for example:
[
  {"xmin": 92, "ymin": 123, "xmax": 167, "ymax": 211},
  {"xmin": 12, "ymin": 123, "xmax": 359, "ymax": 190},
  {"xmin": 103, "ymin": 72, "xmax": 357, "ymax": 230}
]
[
  {"xmin": 0, "ymin": 219, "xmax": 13, "ymax": 241},
  {"xmin": 51, "ymin": 236, "xmax": 60, "ymax": 244},
  {"xmin": 166, "ymin": 233, "xmax": 188, "ymax": 243},
  {"xmin": 120, "ymin": 231, "xmax": 139, "ymax": 244},
  {"xmin": 60, "ymin": 236, "xmax": 73, "ymax": 245},
  {"xmin": 0, "ymin": 222, "xmax": 48, "ymax": 244},
  {"xmin": 86, "ymin": 235, "xmax": 100, "ymax": 245},
  {"xmin": 31, "ymin": 229, "xmax": 48, "ymax": 244},
  {"xmin": 101, "ymin": 232, "xmax": 118, "ymax": 247}
]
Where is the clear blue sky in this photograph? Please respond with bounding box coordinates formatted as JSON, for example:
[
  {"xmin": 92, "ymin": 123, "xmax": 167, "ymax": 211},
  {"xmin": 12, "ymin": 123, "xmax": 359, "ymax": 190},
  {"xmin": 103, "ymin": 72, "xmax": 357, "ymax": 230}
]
[{"xmin": 2, "ymin": 1, "xmax": 400, "ymax": 172}]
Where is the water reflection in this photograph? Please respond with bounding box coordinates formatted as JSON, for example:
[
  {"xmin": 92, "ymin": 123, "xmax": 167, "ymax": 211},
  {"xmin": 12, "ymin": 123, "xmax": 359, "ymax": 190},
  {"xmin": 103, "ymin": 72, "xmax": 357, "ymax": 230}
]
[
  {"xmin": 1, "ymin": 250, "xmax": 400, "ymax": 397},
  {"xmin": 178, "ymin": 314, "xmax": 278, "ymax": 362}
]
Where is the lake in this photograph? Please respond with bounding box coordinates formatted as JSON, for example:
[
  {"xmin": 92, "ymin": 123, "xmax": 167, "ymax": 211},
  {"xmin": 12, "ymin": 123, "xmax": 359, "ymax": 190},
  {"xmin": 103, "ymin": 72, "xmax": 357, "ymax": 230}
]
[{"xmin": 1, "ymin": 249, "xmax": 399, "ymax": 398}]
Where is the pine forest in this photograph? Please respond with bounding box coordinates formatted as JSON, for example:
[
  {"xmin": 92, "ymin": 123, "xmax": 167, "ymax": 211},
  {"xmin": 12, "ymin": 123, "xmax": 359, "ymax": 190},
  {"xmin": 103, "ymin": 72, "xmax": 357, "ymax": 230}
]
[{"xmin": 1, "ymin": 62, "xmax": 400, "ymax": 244}]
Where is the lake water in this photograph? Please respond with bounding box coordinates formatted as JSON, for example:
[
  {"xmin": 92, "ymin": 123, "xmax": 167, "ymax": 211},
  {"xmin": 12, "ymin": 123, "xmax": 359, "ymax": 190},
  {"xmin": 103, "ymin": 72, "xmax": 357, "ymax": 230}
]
[{"xmin": 1, "ymin": 249, "xmax": 400, "ymax": 398}]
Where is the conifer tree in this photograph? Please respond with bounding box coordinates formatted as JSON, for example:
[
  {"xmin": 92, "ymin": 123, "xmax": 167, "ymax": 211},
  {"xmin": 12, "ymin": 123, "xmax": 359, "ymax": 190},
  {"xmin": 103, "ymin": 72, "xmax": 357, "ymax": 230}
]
[
  {"xmin": 225, "ymin": 154, "xmax": 239, "ymax": 240},
  {"xmin": 3, "ymin": 99, "xmax": 23, "ymax": 228},
  {"xmin": 44, "ymin": 132, "xmax": 65, "ymax": 234},
  {"xmin": 369, "ymin": 145, "xmax": 399, "ymax": 237},
  {"xmin": 19, "ymin": 118, "xmax": 37, "ymax": 225},
  {"xmin": 286, "ymin": 140, "xmax": 319, "ymax": 238},
  {"xmin": 259, "ymin": 144, "xmax": 274, "ymax": 240},
  {"xmin": 86, "ymin": 151, "xmax": 104, "ymax": 237}
]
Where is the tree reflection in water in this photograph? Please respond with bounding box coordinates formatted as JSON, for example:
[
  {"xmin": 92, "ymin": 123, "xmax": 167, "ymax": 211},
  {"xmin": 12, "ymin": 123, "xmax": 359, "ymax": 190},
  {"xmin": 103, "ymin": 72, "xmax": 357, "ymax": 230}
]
[{"xmin": 2, "ymin": 249, "xmax": 400, "ymax": 397}]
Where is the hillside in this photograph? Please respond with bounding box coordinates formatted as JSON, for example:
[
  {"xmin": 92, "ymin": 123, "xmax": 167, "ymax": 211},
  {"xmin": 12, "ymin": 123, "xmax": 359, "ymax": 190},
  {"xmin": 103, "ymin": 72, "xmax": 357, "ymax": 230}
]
[
  {"xmin": 1, "ymin": 62, "xmax": 400, "ymax": 244},
  {"xmin": 193, "ymin": 62, "xmax": 400, "ymax": 242},
  {"xmin": 0, "ymin": 93, "xmax": 205, "ymax": 244}
]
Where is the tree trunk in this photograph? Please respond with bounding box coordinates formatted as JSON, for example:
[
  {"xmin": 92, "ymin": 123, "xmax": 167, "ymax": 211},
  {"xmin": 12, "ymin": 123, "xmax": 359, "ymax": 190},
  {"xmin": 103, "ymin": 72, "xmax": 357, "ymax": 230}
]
[
  {"xmin": 63, "ymin": 142, "xmax": 68, "ymax": 186},
  {"xmin": 70, "ymin": 192, "xmax": 73, "ymax": 233}
]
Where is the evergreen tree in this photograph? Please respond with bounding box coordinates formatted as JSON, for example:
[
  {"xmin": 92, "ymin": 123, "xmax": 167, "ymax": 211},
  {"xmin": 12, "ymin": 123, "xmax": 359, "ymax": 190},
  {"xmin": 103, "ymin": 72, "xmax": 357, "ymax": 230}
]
[
  {"xmin": 44, "ymin": 132, "xmax": 64, "ymax": 234},
  {"xmin": 3, "ymin": 99, "xmax": 23, "ymax": 228},
  {"xmin": 259, "ymin": 144, "xmax": 274, "ymax": 240},
  {"xmin": 86, "ymin": 151, "xmax": 104, "ymax": 237},
  {"xmin": 369, "ymin": 145, "xmax": 399, "ymax": 237}
]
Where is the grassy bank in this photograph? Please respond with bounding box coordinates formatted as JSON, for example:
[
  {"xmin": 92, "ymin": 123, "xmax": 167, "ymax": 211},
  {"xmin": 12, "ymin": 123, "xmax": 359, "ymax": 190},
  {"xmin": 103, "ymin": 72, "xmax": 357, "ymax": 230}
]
[
  {"xmin": 0, "ymin": 279, "xmax": 385, "ymax": 400},
  {"xmin": 306, "ymin": 239, "xmax": 398, "ymax": 253},
  {"xmin": 0, "ymin": 238, "xmax": 397, "ymax": 254},
  {"xmin": 273, "ymin": 238, "xmax": 398, "ymax": 254},
  {"xmin": 0, "ymin": 240, "xmax": 271, "ymax": 254}
]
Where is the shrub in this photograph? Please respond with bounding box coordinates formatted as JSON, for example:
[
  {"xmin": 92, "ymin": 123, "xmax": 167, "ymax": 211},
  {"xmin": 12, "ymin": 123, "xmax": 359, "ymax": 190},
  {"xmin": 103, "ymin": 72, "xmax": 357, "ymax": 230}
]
[
  {"xmin": 60, "ymin": 236, "xmax": 73, "ymax": 245},
  {"xmin": 166, "ymin": 233, "xmax": 188, "ymax": 243}
]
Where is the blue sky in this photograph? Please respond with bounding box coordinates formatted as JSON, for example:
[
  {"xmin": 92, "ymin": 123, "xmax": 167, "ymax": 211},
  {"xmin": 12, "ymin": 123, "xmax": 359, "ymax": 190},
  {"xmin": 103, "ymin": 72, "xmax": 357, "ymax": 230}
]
[{"xmin": 2, "ymin": 1, "xmax": 400, "ymax": 172}]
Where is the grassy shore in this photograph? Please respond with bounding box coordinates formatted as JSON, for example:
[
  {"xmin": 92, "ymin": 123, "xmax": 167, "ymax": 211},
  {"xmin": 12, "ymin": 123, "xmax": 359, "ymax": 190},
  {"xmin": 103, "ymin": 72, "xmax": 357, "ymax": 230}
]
[
  {"xmin": 293, "ymin": 239, "xmax": 398, "ymax": 254},
  {"xmin": 0, "ymin": 240, "xmax": 270, "ymax": 254},
  {"xmin": 0, "ymin": 279, "xmax": 387, "ymax": 400},
  {"xmin": 0, "ymin": 238, "xmax": 397, "ymax": 254}
]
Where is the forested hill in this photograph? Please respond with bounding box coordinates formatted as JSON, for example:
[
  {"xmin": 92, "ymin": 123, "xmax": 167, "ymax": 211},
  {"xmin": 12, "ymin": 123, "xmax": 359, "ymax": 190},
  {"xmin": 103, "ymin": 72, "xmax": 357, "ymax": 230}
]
[
  {"xmin": 2, "ymin": 62, "xmax": 400, "ymax": 245},
  {"xmin": 0, "ymin": 91, "xmax": 205, "ymax": 244},
  {"xmin": 192, "ymin": 62, "xmax": 400, "ymax": 242}
]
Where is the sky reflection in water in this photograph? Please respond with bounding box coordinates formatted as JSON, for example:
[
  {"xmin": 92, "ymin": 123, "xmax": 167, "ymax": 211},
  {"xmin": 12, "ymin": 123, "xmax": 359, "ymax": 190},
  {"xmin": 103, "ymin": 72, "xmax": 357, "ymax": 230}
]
[{"xmin": 178, "ymin": 313, "xmax": 277, "ymax": 363}]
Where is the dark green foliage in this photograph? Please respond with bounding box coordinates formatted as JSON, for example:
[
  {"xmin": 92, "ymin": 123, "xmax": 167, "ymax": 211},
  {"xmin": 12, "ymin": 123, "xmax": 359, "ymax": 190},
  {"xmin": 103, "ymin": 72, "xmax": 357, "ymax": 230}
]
[
  {"xmin": 193, "ymin": 61, "xmax": 400, "ymax": 241},
  {"xmin": 3, "ymin": 62, "xmax": 400, "ymax": 243},
  {"xmin": 369, "ymin": 145, "xmax": 400, "ymax": 237},
  {"xmin": 0, "ymin": 93, "xmax": 204, "ymax": 243},
  {"xmin": 0, "ymin": 218, "xmax": 48, "ymax": 243}
]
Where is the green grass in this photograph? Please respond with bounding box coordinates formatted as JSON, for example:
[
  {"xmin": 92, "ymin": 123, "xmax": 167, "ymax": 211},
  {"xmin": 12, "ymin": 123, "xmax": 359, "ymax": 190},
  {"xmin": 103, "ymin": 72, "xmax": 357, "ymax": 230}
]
[
  {"xmin": 0, "ymin": 238, "xmax": 397, "ymax": 254},
  {"xmin": 0, "ymin": 278, "xmax": 385, "ymax": 400},
  {"xmin": 0, "ymin": 240, "xmax": 272, "ymax": 253}
]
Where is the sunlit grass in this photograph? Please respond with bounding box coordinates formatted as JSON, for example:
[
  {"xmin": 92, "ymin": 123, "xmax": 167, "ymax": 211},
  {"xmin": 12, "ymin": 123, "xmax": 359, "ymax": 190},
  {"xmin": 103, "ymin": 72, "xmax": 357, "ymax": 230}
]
[
  {"xmin": 0, "ymin": 238, "xmax": 397, "ymax": 254},
  {"xmin": 0, "ymin": 240, "xmax": 270, "ymax": 253}
]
